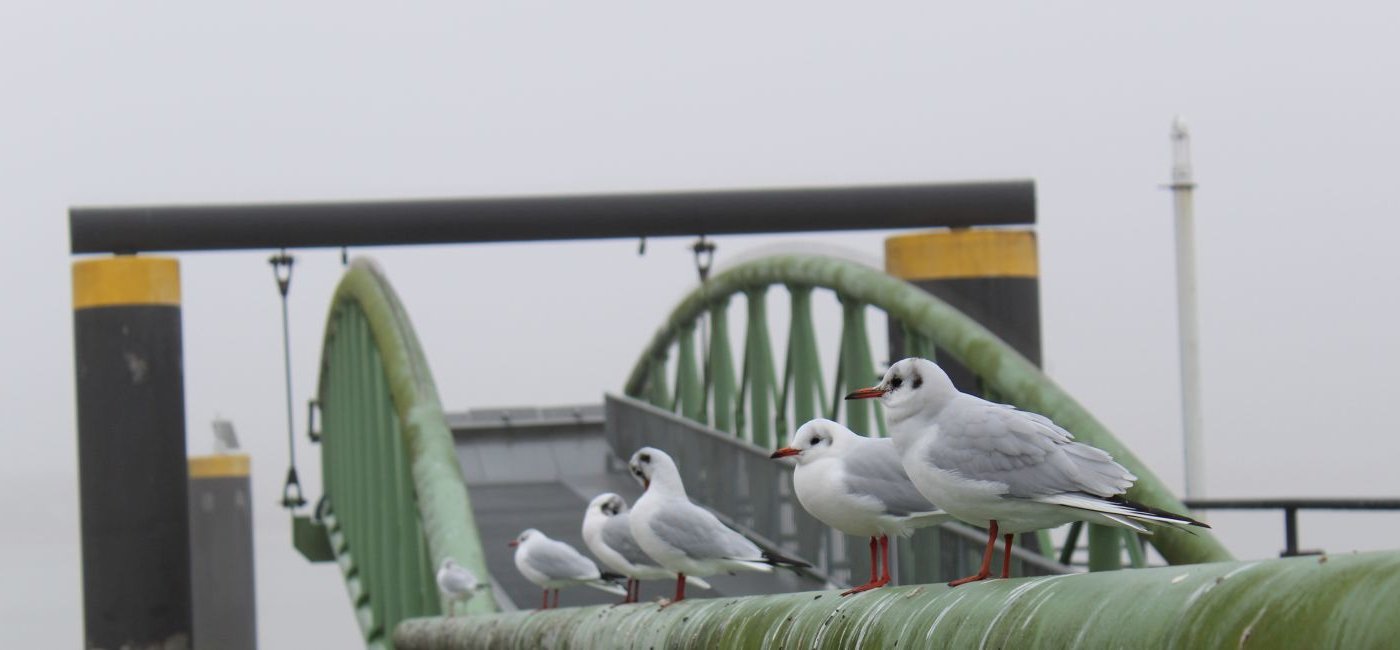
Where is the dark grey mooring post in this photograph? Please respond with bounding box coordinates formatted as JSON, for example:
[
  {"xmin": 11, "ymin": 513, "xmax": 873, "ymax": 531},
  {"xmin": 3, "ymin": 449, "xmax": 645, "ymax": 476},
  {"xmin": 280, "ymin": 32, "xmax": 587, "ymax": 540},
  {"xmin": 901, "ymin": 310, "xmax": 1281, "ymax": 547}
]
[
  {"xmin": 189, "ymin": 453, "xmax": 257, "ymax": 649},
  {"xmin": 73, "ymin": 256, "xmax": 192, "ymax": 649}
]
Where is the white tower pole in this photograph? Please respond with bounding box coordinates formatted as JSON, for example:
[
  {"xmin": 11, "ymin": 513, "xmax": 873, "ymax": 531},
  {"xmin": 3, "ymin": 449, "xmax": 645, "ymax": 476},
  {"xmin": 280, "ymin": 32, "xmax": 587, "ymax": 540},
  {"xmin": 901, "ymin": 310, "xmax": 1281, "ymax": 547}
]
[{"xmin": 1169, "ymin": 116, "xmax": 1205, "ymax": 500}]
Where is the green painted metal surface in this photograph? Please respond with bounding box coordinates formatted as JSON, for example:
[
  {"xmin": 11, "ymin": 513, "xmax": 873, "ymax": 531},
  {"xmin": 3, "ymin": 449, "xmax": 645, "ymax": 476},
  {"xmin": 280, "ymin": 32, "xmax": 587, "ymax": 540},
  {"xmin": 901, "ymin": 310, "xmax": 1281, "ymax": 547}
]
[
  {"xmin": 623, "ymin": 254, "xmax": 1232, "ymax": 567},
  {"xmin": 315, "ymin": 259, "xmax": 500, "ymax": 647},
  {"xmin": 396, "ymin": 551, "xmax": 1400, "ymax": 649}
]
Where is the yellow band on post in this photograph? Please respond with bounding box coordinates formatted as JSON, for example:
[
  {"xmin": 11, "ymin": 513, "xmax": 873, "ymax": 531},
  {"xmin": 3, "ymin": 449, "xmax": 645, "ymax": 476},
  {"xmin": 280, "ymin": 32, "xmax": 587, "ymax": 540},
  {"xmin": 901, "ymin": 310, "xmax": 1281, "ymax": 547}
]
[
  {"xmin": 189, "ymin": 454, "xmax": 251, "ymax": 478},
  {"xmin": 885, "ymin": 229, "xmax": 1038, "ymax": 280},
  {"xmin": 72, "ymin": 256, "xmax": 181, "ymax": 309}
]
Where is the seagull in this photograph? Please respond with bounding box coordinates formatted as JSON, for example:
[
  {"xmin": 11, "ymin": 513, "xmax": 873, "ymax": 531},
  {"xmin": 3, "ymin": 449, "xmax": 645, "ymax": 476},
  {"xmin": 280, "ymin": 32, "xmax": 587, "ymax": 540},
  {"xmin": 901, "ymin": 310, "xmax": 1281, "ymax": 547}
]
[
  {"xmin": 582, "ymin": 493, "xmax": 712, "ymax": 604},
  {"xmin": 510, "ymin": 529, "xmax": 627, "ymax": 609},
  {"xmin": 770, "ymin": 419, "xmax": 949, "ymax": 595},
  {"xmin": 846, "ymin": 357, "xmax": 1208, "ymax": 587},
  {"xmin": 627, "ymin": 447, "xmax": 811, "ymax": 603},
  {"xmin": 435, "ymin": 558, "xmax": 488, "ymax": 617}
]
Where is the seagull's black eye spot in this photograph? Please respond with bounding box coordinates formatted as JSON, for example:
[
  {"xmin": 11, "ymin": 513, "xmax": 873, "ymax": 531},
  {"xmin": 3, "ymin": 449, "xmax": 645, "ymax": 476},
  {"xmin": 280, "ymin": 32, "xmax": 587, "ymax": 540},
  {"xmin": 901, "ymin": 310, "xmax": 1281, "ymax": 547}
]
[
  {"xmin": 890, "ymin": 377, "xmax": 903, "ymax": 389},
  {"xmin": 810, "ymin": 436, "xmax": 821, "ymax": 446},
  {"xmin": 913, "ymin": 375, "xmax": 923, "ymax": 389},
  {"xmin": 638, "ymin": 453, "xmax": 651, "ymax": 463}
]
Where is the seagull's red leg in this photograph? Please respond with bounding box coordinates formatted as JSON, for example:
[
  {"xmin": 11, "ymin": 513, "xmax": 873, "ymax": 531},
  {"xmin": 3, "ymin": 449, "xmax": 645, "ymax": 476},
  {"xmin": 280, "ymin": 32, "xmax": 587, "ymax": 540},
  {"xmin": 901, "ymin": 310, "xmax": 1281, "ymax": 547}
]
[
  {"xmin": 876, "ymin": 535, "xmax": 892, "ymax": 587},
  {"xmin": 541, "ymin": 589, "xmax": 549, "ymax": 610},
  {"xmin": 675, "ymin": 573, "xmax": 687, "ymax": 602},
  {"xmin": 1001, "ymin": 533, "xmax": 1015, "ymax": 579},
  {"xmin": 948, "ymin": 520, "xmax": 999, "ymax": 587},
  {"xmin": 552, "ymin": 589, "xmax": 560, "ymax": 609},
  {"xmin": 842, "ymin": 537, "xmax": 887, "ymax": 595}
]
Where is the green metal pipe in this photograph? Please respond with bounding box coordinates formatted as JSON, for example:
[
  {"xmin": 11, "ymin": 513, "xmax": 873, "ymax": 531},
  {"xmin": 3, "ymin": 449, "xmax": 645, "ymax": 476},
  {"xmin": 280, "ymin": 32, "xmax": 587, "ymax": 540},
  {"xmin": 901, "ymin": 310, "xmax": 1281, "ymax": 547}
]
[
  {"xmin": 396, "ymin": 551, "xmax": 1400, "ymax": 649},
  {"xmin": 623, "ymin": 254, "xmax": 1232, "ymax": 566}
]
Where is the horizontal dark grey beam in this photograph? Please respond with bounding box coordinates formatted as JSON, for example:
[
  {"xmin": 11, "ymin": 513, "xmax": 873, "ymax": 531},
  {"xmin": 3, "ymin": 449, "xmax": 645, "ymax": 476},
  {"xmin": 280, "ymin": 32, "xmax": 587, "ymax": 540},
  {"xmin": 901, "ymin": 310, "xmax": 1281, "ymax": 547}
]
[{"xmin": 69, "ymin": 180, "xmax": 1034, "ymax": 254}]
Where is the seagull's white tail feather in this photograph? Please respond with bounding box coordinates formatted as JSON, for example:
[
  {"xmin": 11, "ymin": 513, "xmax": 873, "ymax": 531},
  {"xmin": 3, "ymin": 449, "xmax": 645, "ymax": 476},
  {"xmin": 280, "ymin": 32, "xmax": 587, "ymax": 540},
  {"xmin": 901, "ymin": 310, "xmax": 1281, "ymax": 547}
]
[
  {"xmin": 586, "ymin": 580, "xmax": 628, "ymax": 596},
  {"xmin": 1036, "ymin": 493, "xmax": 1200, "ymax": 531},
  {"xmin": 902, "ymin": 510, "xmax": 953, "ymax": 529},
  {"xmin": 1094, "ymin": 512, "xmax": 1150, "ymax": 534},
  {"xmin": 728, "ymin": 560, "xmax": 775, "ymax": 573},
  {"xmin": 685, "ymin": 575, "xmax": 712, "ymax": 590}
]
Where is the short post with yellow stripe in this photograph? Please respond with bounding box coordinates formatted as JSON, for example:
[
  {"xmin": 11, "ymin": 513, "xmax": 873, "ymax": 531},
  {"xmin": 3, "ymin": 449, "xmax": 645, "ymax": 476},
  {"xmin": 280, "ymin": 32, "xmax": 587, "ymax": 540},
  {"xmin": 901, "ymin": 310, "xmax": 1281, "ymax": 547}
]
[
  {"xmin": 73, "ymin": 255, "xmax": 193, "ymax": 649},
  {"xmin": 189, "ymin": 452, "xmax": 256, "ymax": 649}
]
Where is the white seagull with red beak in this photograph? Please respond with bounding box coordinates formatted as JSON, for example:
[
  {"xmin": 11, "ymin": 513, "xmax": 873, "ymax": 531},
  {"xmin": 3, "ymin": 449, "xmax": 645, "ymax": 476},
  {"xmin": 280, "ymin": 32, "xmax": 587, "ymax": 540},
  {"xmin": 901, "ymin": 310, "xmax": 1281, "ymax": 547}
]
[
  {"xmin": 846, "ymin": 357, "xmax": 1208, "ymax": 587},
  {"xmin": 581, "ymin": 492, "xmax": 711, "ymax": 604},
  {"xmin": 770, "ymin": 419, "xmax": 948, "ymax": 595},
  {"xmin": 509, "ymin": 528, "xmax": 626, "ymax": 609},
  {"xmin": 627, "ymin": 447, "xmax": 810, "ymax": 604}
]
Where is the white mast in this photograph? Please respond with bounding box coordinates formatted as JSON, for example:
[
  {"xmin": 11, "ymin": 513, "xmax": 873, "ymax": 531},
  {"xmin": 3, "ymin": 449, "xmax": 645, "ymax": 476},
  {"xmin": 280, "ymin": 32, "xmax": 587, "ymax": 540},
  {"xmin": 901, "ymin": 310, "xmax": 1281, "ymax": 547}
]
[{"xmin": 1169, "ymin": 116, "xmax": 1205, "ymax": 500}]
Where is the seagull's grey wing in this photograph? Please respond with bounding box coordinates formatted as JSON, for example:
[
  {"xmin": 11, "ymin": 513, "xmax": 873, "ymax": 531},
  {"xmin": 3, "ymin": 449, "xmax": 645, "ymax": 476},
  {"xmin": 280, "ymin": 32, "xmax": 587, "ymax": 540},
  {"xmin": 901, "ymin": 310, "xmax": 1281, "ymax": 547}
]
[
  {"xmin": 650, "ymin": 503, "xmax": 760, "ymax": 561},
  {"xmin": 843, "ymin": 438, "xmax": 940, "ymax": 516},
  {"xmin": 602, "ymin": 514, "xmax": 659, "ymax": 568},
  {"xmin": 930, "ymin": 400, "xmax": 1135, "ymax": 499},
  {"xmin": 531, "ymin": 539, "xmax": 601, "ymax": 581}
]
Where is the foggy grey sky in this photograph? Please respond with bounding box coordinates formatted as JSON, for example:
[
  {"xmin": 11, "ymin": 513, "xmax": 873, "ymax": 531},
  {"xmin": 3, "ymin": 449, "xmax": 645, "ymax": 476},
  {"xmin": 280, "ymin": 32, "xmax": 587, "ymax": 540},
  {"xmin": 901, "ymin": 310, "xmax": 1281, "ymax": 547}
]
[{"xmin": 4, "ymin": 3, "xmax": 1398, "ymax": 646}]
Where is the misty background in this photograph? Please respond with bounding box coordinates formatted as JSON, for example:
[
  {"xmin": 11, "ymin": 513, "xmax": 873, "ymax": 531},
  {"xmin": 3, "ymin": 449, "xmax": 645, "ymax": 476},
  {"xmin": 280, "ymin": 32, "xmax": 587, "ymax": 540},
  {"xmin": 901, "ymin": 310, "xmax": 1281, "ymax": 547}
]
[{"xmin": 3, "ymin": 3, "xmax": 1397, "ymax": 646}]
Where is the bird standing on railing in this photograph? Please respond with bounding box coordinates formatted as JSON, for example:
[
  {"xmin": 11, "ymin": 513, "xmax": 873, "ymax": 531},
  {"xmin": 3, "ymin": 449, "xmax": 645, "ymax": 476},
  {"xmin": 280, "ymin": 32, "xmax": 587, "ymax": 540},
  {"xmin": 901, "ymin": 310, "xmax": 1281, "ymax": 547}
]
[
  {"xmin": 846, "ymin": 357, "xmax": 1209, "ymax": 586},
  {"xmin": 627, "ymin": 447, "xmax": 811, "ymax": 604},
  {"xmin": 435, "ymin": 558, "xmax": 489, "ymax": 617},
  {"xmin": 770, "ymin": 419, "xmax": 949, "ymax": 595},
  {"xmin": 509, "ymin": 529, "xmax": 627, "ymax": 609},
  {"xmin": 582, "ymin": 492, "xmax": 712, "ymax": 604}
]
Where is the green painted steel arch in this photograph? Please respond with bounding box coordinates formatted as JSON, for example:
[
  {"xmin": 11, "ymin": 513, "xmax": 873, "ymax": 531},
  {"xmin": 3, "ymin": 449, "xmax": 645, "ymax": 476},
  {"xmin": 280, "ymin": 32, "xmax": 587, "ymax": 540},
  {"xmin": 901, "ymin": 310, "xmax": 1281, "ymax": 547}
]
[
  {"xmin": 316, "ymin": 259, "xmax": 499, "ymax": 648},
  {"xmin": 624, "ymin": 253, "xmax": 1232, "ymax": 567}
]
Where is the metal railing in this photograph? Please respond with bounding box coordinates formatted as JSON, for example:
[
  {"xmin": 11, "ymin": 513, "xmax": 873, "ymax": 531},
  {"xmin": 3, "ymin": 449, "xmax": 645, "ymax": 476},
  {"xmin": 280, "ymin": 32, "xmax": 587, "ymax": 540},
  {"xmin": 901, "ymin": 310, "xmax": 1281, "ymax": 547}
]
[
  {"xmin": 313, "ymin": 259, "xmax": 499, "ymax": 648},
  {"xmin": 624, "ymin": 254, "xmax": 1233, "ymax": 572},
  {"xmin": 1186, "ymin": 498, "xmax": 1400, "ymax": 557}
]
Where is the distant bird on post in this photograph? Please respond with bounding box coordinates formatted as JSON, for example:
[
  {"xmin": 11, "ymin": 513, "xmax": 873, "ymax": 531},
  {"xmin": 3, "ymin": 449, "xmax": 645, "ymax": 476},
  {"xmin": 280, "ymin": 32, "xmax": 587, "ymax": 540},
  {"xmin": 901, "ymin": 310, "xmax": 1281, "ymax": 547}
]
[{"xmin": 435, "ymin": 558, "xmax": 488, "ymax": 617}]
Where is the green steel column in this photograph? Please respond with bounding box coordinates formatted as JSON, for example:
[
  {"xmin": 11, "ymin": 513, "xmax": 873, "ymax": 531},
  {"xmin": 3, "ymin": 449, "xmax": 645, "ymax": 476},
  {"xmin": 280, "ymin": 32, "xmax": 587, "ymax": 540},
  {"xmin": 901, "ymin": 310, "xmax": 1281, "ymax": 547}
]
[
  {"xmin": 839, "ymin": 297, "xmax": 883, "ymax": 437},
  {"xmin": 675, "ymin": 323, "xmax": 705, "ymax": 422},
  {"xmin": 742, "ymin": 287, "xmax": 778, "ymax": 448},
  {"xmin": 785, "ymin": 285, "xmax": 826, "ymax": 437},
  {"xmin": 708, "ymin": 299, "xmax": 738, "ymax": 434},
  {"xmin": 1089, "ymin": 526, "xmax": 1125, "ymax": 572},
  {"xmin": 647, "ymin": 352, "xmax": 669, "ymax": 408},
  {"xmin": 73, "ymin": 256, "xmax": 192, "ymax": 650}
]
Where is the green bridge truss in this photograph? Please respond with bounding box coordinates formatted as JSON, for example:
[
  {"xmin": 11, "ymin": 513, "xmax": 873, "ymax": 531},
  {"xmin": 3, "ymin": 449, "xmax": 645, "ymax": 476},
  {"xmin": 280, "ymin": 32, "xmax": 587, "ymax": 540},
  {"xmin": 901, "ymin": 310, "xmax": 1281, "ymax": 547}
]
[{"xmin": 296, "ymin": 253, "xmax": 1397, "ymax": 648}]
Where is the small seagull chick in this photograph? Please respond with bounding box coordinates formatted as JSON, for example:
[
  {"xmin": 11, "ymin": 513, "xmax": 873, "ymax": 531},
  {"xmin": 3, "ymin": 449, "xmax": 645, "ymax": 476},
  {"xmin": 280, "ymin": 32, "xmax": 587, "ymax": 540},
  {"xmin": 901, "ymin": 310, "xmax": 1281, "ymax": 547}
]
[
  {"xmin": 582, "ymin": 492, "xmax": 711, "ymax": 604},
  {"xmin": 510, "ymin": 528, "xmax": 626, "ymax": 609},
  {"xmin": 436, "ymin": 558, "xmax": 489, "ymax": 617},
  {"xmin": 627, "ymin": 447, "xmax": 810, "ymax": 604},
  {"xmin": 771, "ymin": 418, "xmax": 948, "ymax": 595}
]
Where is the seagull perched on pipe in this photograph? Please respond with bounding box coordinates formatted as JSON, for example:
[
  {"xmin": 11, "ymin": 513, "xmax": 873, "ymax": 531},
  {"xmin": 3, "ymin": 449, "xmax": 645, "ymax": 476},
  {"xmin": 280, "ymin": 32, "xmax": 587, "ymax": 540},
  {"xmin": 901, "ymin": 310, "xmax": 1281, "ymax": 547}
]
[
  {"xmin": 510, "ymin": 529, "xmax": 626, "ymax": 609},
  {"xmin": 770, "ymin": 419, "xmax": 949, "ymax": 595},
  {"xmin": 582, "ymin": 492, "xmax": 711, "ymax": 604},
  {"xmin": 435, "ymin": 558, "xmax": 489, "ymax": 617},
  {"xmin": 627, "ymin": 447, "xmax": 810, "ymax": 604},
  {"xmin": 846, "ymin": 357, "xmax": 1208, "ymax": 587}
]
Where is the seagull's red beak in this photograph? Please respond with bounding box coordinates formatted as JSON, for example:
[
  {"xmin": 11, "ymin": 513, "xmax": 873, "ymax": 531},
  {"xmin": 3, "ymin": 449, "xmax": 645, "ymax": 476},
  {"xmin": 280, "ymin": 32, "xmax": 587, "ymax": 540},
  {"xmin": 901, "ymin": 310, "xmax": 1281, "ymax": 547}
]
[
  {"xmin": 508, "ymin": 540, "xmax": 519, "ymax": 548},
  {"xmin": 643, "ymin": 478, "xmax": 650, "ymax": 490},
  {"xmin": 769, "ymin": 447, "xmax": 800, "ymax": 459},
  {"xmin": 844, "ymin": 386, "xmax": 887, "ymax": 400}
]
